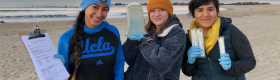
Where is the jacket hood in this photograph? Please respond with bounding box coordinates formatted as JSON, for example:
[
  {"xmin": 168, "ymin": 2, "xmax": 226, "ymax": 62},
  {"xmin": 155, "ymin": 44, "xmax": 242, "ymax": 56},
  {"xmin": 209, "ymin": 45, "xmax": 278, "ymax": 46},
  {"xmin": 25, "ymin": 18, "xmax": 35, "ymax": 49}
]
[
  {"xmin": 220, "ymin": 17, "xmax": 232, "ymax": 28},
  {"xmin": 163, "ymin": 14, "xmax": 183, "ymax": 29},
  {"xmin": 219, "ymin": 17, "xmax": 232, "ymax": 35}
]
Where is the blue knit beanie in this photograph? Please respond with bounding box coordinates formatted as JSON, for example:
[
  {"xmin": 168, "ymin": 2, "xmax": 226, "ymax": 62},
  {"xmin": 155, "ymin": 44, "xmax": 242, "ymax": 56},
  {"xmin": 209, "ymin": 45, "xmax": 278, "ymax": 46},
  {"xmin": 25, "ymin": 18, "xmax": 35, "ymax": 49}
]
[{"xmin": 81, "ymin": 0, "xmax": 111, "ymax": 11}]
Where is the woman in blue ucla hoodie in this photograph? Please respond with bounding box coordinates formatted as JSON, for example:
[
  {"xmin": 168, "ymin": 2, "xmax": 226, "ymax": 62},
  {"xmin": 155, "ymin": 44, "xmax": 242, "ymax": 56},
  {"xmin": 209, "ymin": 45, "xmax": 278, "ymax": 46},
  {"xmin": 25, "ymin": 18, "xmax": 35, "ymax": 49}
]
[{"xmin": 54, "ymin": 0, "xmax": 125, "ymax": 80}]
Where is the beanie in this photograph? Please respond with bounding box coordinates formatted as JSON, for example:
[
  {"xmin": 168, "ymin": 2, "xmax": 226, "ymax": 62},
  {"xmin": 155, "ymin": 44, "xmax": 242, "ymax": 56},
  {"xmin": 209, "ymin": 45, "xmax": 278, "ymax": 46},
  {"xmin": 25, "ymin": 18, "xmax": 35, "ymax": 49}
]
[
  {"xmin": 81, "ymin": 0, "xmax": 111, "ymax": 11},
  {"xmin": 147, "ymin": 0, "xmax": 173, "ymax": 16}
]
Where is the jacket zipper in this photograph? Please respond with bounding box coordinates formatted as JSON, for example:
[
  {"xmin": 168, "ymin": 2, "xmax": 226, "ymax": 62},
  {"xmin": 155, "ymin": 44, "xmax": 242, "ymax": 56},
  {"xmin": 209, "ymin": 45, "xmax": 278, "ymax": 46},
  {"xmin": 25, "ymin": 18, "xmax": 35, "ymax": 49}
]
[{"xmin": 208, "ymin": 57, "xmax": 215, "ymax": 80}]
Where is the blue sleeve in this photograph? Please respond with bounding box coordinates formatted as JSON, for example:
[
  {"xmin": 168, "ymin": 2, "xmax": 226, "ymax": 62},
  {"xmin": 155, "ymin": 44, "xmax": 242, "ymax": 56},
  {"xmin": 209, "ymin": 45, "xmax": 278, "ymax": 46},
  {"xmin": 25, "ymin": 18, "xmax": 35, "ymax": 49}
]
[
  {"xmin": 57, "ymin": 28, "xmax": 75, "ymax": 72},
  {"xmin": 106, "ymin": 24, "xmax": 125, "ymax": 80},
  {"xmin": 114, "ymin": 40, "xmax": 125, "ymax": 80}
]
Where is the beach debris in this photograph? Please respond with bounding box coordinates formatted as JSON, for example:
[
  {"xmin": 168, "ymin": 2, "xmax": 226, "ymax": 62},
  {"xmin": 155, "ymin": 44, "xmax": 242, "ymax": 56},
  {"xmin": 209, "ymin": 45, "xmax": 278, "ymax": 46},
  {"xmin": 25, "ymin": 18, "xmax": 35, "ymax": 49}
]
[{"xmin": 0, "ymin": 21, "xmax": 4, "ymax": 23}]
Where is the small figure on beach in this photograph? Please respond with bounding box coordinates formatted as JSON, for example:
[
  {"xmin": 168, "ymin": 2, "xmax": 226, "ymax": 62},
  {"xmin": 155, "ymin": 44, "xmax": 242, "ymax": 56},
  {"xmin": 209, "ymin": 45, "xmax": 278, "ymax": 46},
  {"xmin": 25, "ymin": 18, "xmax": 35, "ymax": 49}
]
[{"xmin": 29, "ymin": 25, "xmax": 45, "ymax": 39}]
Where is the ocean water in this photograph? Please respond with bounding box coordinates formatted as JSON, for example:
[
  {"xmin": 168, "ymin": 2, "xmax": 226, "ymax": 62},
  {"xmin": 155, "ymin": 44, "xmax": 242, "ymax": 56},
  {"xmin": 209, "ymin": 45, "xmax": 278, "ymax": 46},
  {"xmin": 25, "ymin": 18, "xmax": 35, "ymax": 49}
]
[{"xmin": 0, "ymin": 0, "xmax": 279, "ymax": 22}]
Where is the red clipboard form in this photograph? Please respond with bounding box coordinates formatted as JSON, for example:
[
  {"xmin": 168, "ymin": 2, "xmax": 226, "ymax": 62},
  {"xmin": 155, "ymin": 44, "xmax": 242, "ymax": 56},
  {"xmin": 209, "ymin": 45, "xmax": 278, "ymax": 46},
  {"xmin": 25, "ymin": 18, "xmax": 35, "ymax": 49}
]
[{"xmin": 19, "ymin": 29, "xmax": 69, "ymax": 80}]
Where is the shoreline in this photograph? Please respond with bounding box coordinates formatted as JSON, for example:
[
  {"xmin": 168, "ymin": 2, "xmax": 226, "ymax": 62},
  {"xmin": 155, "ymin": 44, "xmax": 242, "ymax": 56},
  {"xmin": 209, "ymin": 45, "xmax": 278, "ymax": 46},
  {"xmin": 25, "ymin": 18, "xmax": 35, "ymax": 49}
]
[
  {"xmin": 0, "ymin": 2, "xmax": 279, "ymax": 23},
  {"xmin": 0, "ymin": 7, "xmax": 224, "ymax": 23},
  {"xmin": 1, "ymin": 4, "xmax": 280, "ymax": 33},
  {"xmin": 2, "ymin": 4, "xmax": 280, "ymax": 34},
  {"xmin": 1, "ymin": 4, "xmax": 279, "ymax": 24}
]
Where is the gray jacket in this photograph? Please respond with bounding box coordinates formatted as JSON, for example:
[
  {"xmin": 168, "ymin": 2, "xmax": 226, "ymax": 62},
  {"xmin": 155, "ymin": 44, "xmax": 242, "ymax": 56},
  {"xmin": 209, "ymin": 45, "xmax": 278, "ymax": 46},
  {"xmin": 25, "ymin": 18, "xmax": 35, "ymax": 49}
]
[{"xmin": 123, "ymin": 15, "xmax": 186, "ymax": 80}]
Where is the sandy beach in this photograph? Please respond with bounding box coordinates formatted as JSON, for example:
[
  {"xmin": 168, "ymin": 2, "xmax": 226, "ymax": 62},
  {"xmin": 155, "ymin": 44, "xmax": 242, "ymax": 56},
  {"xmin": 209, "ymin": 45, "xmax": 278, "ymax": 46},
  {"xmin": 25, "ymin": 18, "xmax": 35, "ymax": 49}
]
[{"xmin": 0, "ymin": 4, "xmax": 280, "ymax": 80}]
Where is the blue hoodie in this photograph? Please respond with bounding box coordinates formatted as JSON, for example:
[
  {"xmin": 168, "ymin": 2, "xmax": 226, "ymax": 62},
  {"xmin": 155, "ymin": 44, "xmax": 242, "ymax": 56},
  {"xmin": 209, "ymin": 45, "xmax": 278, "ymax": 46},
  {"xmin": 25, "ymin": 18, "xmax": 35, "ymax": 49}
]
[{"xmin": 57, "ymin": 21, "xmax": 124, "ymax": 80}]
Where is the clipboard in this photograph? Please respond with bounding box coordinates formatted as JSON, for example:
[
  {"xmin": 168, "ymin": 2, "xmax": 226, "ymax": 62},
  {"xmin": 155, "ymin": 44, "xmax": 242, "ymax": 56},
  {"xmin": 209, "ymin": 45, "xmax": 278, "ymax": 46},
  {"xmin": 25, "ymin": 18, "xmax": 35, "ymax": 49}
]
[
  {"xmin": 18, "ymin": 29, "xmax": 69, "ymax": 80},
  {"xmin": 18, "ymin": 29, "xmax": 47, "ymax": 60}
]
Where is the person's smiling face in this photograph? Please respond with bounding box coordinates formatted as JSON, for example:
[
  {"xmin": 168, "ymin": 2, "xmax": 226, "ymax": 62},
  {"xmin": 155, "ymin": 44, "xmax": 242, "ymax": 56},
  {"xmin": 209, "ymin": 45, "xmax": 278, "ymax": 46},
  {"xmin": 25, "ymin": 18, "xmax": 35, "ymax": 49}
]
[
  {"xmin": 194, "ymin": 1, "xmax": 218, "ymax": 28},
  {"xmin": 149, "ymin": 8, "xmax": 169, "ymax": 26},
  {"xmin": 84, "ymin": 3, "xmax": 109, "ymax": 28}
]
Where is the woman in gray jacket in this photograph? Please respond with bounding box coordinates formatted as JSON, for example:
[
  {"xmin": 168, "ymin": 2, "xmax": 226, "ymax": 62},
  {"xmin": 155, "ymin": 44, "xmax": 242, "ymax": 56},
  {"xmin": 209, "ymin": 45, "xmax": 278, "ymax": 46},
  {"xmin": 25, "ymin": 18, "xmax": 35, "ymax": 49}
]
[{"xmin": 123, "ymin": 0, "xmax": 186, "ymax": 80}]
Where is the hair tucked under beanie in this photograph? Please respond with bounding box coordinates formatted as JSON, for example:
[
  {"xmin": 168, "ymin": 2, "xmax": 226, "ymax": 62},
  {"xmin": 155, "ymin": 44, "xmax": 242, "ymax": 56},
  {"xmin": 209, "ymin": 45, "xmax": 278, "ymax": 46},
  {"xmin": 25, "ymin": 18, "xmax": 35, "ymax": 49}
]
[{"xmin": 147, "ymin": 0, "xmax": 173, "ymax": 16}]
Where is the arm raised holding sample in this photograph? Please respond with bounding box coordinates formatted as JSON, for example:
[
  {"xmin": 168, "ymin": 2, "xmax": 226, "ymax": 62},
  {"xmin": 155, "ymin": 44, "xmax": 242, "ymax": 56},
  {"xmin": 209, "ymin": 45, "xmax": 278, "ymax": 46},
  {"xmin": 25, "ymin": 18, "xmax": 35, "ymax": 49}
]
[{"xmin": 123, "ymin": 1, "xmax": 186, "ymax": 79}]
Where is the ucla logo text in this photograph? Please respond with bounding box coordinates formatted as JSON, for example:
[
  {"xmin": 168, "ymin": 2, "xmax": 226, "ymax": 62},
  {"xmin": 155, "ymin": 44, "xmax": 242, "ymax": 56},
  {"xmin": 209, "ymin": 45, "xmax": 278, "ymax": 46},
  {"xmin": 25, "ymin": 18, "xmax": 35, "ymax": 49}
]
[{"xmin": 81, "ymin": 37, "xmax": 115, "ymax": 59}]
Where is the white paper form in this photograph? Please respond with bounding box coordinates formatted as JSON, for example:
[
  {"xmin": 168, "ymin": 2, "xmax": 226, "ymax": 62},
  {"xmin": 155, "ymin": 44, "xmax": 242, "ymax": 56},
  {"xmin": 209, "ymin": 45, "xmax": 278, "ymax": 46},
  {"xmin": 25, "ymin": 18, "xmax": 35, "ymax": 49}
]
[{"xmin": 21, "ymin": 33, "xmax": 69, "ymax": 80}]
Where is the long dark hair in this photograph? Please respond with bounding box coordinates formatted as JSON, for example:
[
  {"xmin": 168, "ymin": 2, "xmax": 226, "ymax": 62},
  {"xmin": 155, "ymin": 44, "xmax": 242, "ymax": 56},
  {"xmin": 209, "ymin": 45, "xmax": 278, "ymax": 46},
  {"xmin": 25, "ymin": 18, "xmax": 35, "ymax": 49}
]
[{"xmin": 70, "ymin": 10, "xmax": 85, "ymax": 80}]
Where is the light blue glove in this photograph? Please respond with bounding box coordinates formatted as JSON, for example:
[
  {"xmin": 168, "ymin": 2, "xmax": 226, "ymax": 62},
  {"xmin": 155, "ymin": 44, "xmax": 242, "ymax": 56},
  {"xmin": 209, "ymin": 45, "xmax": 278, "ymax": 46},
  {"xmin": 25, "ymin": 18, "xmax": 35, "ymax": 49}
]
[
  {"xmin": 54, "ymin": 54, "xmax": 65, "ymax": 67},
  {"xmin": 219, "ymin": 53, "xmax": 232, "ymax": 70},
  {"xmin": 125, "ymin": 33, "xmax": 145, "ymax": 41},
  {"xmin": 187, "ymin": 46, "xmax": 203, "ymax": 64}
]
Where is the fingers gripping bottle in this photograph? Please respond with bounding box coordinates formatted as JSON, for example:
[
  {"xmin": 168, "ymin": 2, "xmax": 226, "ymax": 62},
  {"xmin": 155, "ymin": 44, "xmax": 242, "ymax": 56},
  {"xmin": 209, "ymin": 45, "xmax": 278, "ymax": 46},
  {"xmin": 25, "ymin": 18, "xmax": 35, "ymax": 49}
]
[
  {"xmin": 191, "ymin": 28, "xmax": 206, "ymax": 58},
  {"xmin": 127, "ymin": 2, "xmax": 146, "ymax": 36}
]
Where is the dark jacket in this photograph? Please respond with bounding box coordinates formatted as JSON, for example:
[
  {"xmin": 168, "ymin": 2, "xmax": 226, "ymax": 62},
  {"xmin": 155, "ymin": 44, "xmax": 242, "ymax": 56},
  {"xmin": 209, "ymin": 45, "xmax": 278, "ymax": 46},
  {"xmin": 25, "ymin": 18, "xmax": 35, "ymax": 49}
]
[
  {"xmin": 123, "ymin": 15, "xmax": 186, "ymax": 80},
  {"xmin": 181, "ymin": 17, "xmax": 256, "ymax": 80}
]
